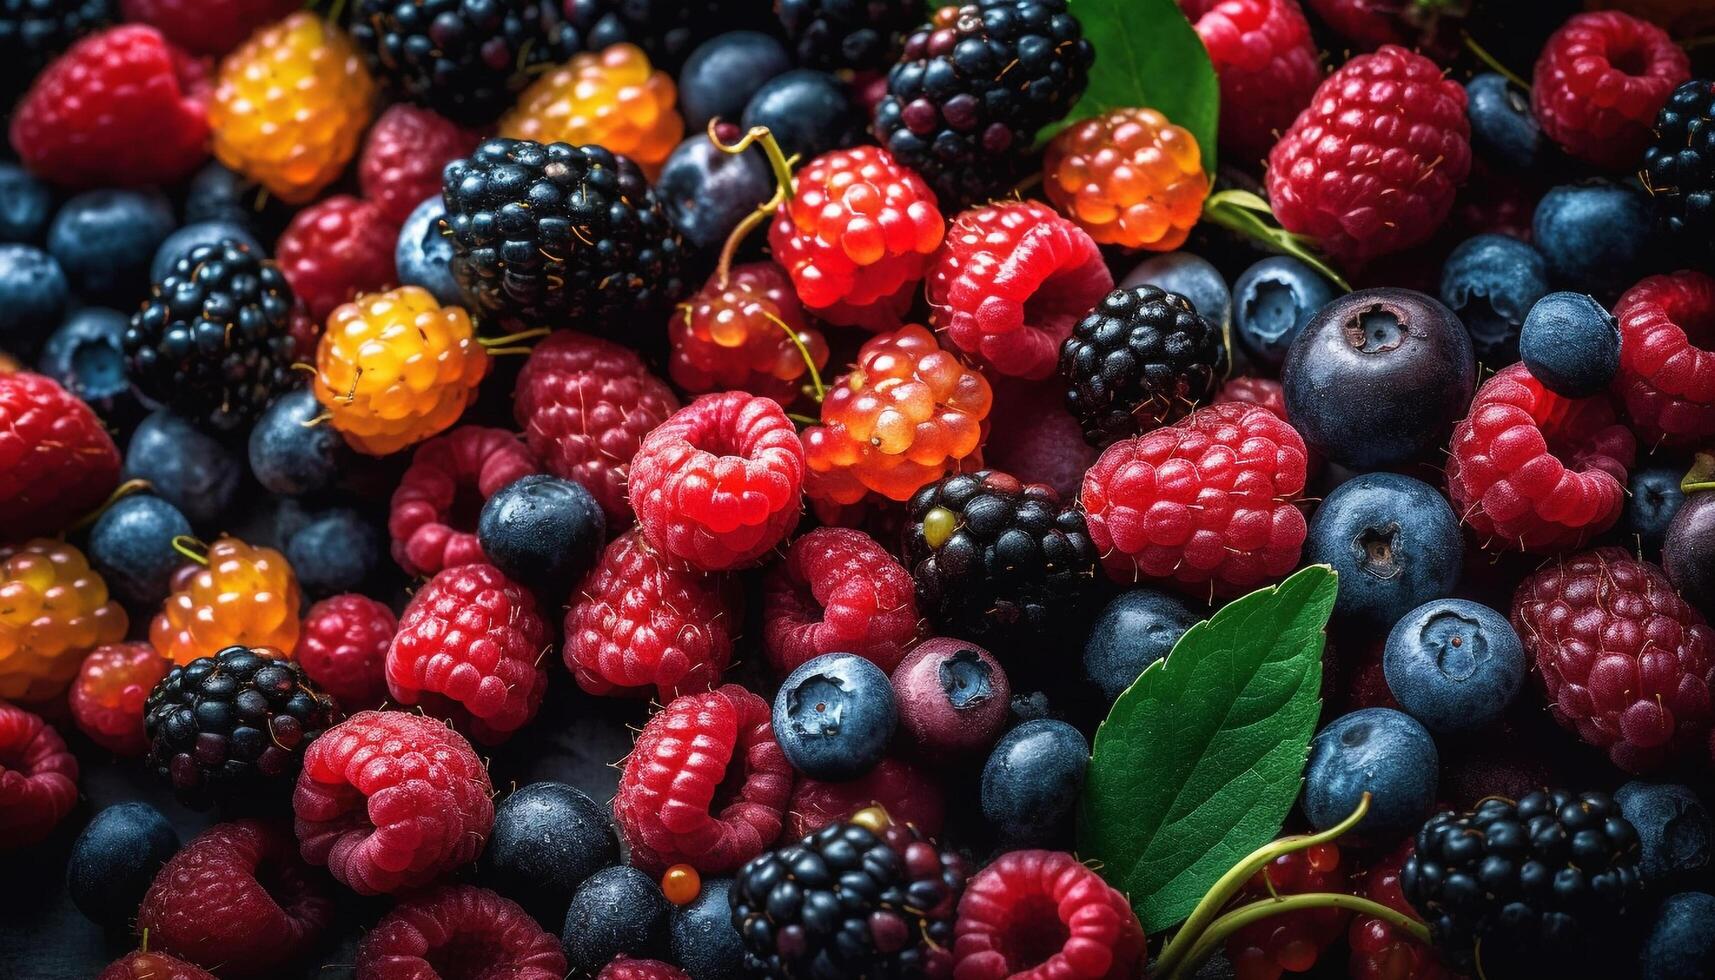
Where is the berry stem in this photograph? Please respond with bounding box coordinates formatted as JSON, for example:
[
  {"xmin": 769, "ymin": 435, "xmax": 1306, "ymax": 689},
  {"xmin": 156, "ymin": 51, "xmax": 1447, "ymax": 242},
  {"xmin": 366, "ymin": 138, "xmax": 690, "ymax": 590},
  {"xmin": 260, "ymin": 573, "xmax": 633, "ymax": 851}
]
[
  {"xmin": 709, "ymin": 121, "xmax": 796, "ymax": 203},
  {"xmin": 1683, "ymin": 452, "xmax": 1715, "ymax": 494},
  {"xmin": 1462, "ymin": 33, "xmax": 1529, "ymax": 91},
  {"xmin": 1165, "ymin": 893, "xmax": 1431, "ymax": 980},
  {"xmin": 787, "ymin": 411, "xmax": 819, "ymax": 426},
  {"xmin": 1200, "ymin": 190, "xmax": 1352, "ymax": 293},
  {"xmin": 170, "ymin": 535, "xmax": 210, "ymax": 567},
  {"xmin": 759, "ymin": 308, "xmax": 826, "ymax": 403},
  {"xmin": 713, "ymin": 186, "xmax": 785, "ymax": 288},
  {"xmin": 67, "ymin": 478, "xmax": 153, "ymax": 532}
]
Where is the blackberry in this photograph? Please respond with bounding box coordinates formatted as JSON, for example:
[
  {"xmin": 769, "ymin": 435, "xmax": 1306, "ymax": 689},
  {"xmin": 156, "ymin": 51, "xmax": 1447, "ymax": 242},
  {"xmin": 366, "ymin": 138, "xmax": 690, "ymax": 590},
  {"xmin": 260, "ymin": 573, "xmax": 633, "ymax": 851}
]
[
  {"xmin": 0, "ymin": 0, "xmax": 111, "ymax": 107},
  {"xmin": 873, "ymin": 0, "xmax": 1093, "ymax": 209},
  {"xmin": 1060, "ymin": 285, "xmax": 1227, "ymax": 448},
  {"xmin": 143, "ymin": 646, "xmax": 338, "ymax": 808},
  {"xmin": 904, "ymin": 469, "xmax": 1098, "ymax": 644},
  {"xmin": 1643, "ymin": 79, "xmax": 1715, "ymax": 255},
  {"xmin": 777, "ymin": 0, "xmax": 919, "ymax": 72},
  {"xmin": 124, "ymin": 239, "xmax": 299, "ymax": 435},
  {"xmin": 1402, "ymin": 789, "xmax": 1649, "ymax": 979},
  {"xmin": 731, "ymin": 814, "xmax": 967, "ymax": 979},
  {"xmin": 568, "ymin": 0, "xmax": 774, "ymax": 72}
]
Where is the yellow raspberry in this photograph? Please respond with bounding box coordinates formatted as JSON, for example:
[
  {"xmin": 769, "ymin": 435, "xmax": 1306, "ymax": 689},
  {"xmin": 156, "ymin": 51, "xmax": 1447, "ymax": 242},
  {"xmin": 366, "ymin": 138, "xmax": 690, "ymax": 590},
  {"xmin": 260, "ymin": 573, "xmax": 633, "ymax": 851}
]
[
  {"xmin": 312, "ymin": 286, "xmax": 492, "ymax": 457},
  {"xmin": 1044, "ymin": 107, "xmax": 1210, "ymax": 252},
  {"xmin": 0, "ymin": 540, "xmax": 128, "ymax": 701},
  {"xmin": 211, "ymin": 12, "xmax": 376, "ymax": 204},
  {"xmin": 499, "ymin": 43, "xmax": 683, "ymax": 178},
  {"xmin": 151, "ymin": 536, "xmax": 301, "ymax": 666}
]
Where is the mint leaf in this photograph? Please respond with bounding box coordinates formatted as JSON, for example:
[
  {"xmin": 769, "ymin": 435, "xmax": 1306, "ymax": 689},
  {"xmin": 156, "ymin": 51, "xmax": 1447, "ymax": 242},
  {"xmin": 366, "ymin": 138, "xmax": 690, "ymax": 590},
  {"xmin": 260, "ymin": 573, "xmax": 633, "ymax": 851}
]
[{"xmin": 1076, "ymin": 565, "xmax": 1338, "ymax": 934}]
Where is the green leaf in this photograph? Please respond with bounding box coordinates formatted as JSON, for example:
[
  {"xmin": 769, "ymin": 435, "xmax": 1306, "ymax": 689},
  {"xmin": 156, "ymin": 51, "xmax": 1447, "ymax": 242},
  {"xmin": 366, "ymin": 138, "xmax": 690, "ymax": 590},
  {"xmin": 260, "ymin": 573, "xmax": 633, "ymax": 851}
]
[{"xmin": 1077, "ymin": 565, "xmax": 1338, "ymax": 934}]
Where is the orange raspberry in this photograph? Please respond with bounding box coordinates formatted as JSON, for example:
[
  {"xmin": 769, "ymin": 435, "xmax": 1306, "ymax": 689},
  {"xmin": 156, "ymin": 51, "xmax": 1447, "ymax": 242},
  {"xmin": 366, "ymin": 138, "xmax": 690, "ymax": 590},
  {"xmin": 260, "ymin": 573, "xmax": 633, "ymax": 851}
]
[
  {"xmin": 499, "ymin": 43, "xmax": 682, "ymax": 178},
  {"xmin": 69, "ymin": 642, "xmax": 170, "ymax": 757},
  {"xmin": 1044, "ymin": 107, "xmax": 1211, "ymax": 251},
  {"xmin": 670, "ymin": 262, "xmax": 829, "ymax": 406},
  {"xmin": 210, "ymin": 12, "xmax": 376, "ymax": 204},
  {"xmin": 150, "ymin": 536, "xmax": 302, "ymax": 666},
  {"xmin": 312, "ymin": 287, "xmax": 491, "ymax": 457},
  {"xmin": 0, "ymin": 540, "xmax": 128, "ymax": 702}
]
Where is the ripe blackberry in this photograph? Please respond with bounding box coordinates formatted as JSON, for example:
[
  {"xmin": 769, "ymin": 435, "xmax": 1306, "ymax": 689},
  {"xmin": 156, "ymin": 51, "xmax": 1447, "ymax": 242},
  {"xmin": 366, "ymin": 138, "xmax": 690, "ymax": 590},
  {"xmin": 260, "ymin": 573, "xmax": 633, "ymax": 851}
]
[
  {"xmin": 1060, "ymin": 285, "xmax": 1227, "ymax": 448},
  {"xmin": 442, "ymin": 137, "xmax": 687, "ymax": 339},
  {"xmin": 124, "ymin": 239, "xmax": 298, "ymax": 435},
  {"xmin": 143, "ymin": 645, "xmax": 338, "ymax": 808},
  {"xmin": 778, "ymin": 0, "xmax": 919, "ymax": 72},
  {"xmin": 1642, "ymin": 79, "xmax": 1715, "ymax": 253},
  {"xmin": 1402, "ymin": 789, "xmax": 1649, "ymax": 978},
  {"xmin": 0, "ymin": 0, "xmax": 112, "ymax": 106},
  {"xmin": 874, "ymin": 0, "xmax": 1093, "ymax": 208},
  {"xmin": 567, "ymin": 0, "xmax": 770, "ymax": 72}
]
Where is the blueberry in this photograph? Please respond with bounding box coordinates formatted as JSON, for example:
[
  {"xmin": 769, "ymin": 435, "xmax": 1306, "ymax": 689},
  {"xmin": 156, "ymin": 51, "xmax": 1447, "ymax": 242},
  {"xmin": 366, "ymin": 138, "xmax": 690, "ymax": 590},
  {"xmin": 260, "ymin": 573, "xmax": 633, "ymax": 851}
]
[
  {"xmin": 740, "ymin": 69, "xmax": 862, "ymax": 161},
  {"xmin": 669, "ymin": 877, "xmax": 746, "ymax": 980},
  {"xmin": 1465, "ymin": 73, "xmax": 1540, "ymax": 170},
  {"xmin": 1615, "ymin": 781, "xmax": 1714, "ymax": 892},
  {"xmin": 37, "ymin": 307, "xmax": 140, "ymax": 423},
  {"xmin": 1640, "ymin": 892, "xmax": 1715, "ymax": 980},
  {"xmin": 0, "ymin": 243, "xmax": 68, "ymax": 360},
  {"xmin": 151, "ymin": 220, "xmax": 262, "ymax": 285},
  {"xmin": 1533, "ymin": 181, "xmax": 1653, "ymax": 295},
  {"xmin": 1625, "ymin": 466, "xmax": 1686, "ymax": 557},
  {"xmin": 48, "ymin": 189, "xmax": 176, "ymax": 302},
  {"xmin": 1082, "ymin": 588, "xmax": 1197, "ymax": 705},
  {"xmin": 1664, "ymin": 492, "xmax": 1715, "ymax": 617},
  {"xmin": 478, "ymin": 474, "xmax": 606, "ymax": 595},
  {"xmin": 562, "ymin": 865, "xmax": 671, "ymax": 973},
  {"xmin": 285, "ymin": 508, "xmax": 383, "ymax": 596},
  {"xmin": 656, "ymin": 135, "xmax": 774, "ymax": 251},
  {"xmin": 678, "ymin": 30, "xmax": 792, "ymax": 133},
  {"xmin": 980, "ymin": 718, "xmax": 1089, "ymax": 848},
  {"xmin": 1304, "ymin": 708, "xmax": 1438, "ymax": 844},
  {"xmin": 1119, "ymin": 252, "xmax": 1231, "ymax": 330},
  {"xmin": 773, "ymin": 653, "xmax": 898, "ymax": 780},
  {"xmin": 483, "ymin": 782, "xmax": 619, "ymax": 928},
  {"xmin": 0, "ymin": 162, "xmax": 55, "ymax": 243},
  {"xmin": 890, "ymin": 636, "xmax": 1011, "ymax": 763},
  {"xmin": 184, "ymin": 161, "xmax": 256, "ymax": 226},
  {"xmin": 1230, "ymin": 256, "xmax": 1337, "ymax": 368},
  {"xmin": 1305, "ymin": 473, "xmax": 1462, "ymax": 625},
  {"xmin": 122, "ymin": 410, "xmax": 242, "ymax": 529},
  {"xmin": 1282, "ymin": 288, "xmax": 1476, "ymax": 470},
  {"xmin": 248, "ymin": 388, "xmax": 352, "ymax": 497},
  {"xmin": 66, "ymin": 802, "xmax": 180, "ymax": 930},
  {"xmin": 88, "ymin": 494, "xmax": 194, "ymax": 608},
  {"xmin": 1382, "ymin": 599, "xmax": 1524, "ymax": 735},
  {"xmin": 395, "ymin": 195, "xmax": 463, "ymax": 307},
  {"xmin": 1437, "ymin": 233, "xmax": 1549, "ymax": 364},
  {"xmin": 1519, "ymin": 291, "xmax": 1620, "ymax": 397}
]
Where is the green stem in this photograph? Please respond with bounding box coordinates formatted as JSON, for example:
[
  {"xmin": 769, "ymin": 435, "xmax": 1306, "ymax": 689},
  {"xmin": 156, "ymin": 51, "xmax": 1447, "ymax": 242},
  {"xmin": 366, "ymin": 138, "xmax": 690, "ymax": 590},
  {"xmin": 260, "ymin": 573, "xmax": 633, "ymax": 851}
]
[
  {"xmin": 171, "ymin": 535, "xmax": 209, "ymax": 566},
  {"xmin": 1463, "ymin": 33, "xmax": 1529, "ymax": 91},
  {"xmin": 1166, "ymin": 893, "xmax": 1430, "ymax": 980},
  {"xmin": 760, "ymin": 309, "xmax": 825, "ymax": 403},
  {"xmin": 1200, "ymin": 191, "xmax": 1351, "ymax": 294},
  {"xmin": 708, "ymin": 122, "xmax": 796, "ymax": 203},
  {"xmin": 1683, "ymin": 453, "xmax": 1715, "ymax": 494}
]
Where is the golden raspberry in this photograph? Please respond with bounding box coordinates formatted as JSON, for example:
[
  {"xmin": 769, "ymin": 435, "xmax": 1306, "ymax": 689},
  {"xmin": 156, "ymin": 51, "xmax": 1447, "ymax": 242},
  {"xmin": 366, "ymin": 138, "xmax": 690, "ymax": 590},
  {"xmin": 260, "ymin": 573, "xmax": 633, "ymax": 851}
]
[
  {"xmin": 150, "ymin": 536, "xmax": 302, "ymax": 666},
  {"xmin": 312, "ymin": 286, "xmax": 492, "ymax": 457},
  {"xmin": 211, "ymin": 12, "xmax": 377, "ymax": 204},
  {"xmin": 0, "ymin": 540, "xmax": 128, "ymax": 701},
  {"xmin": 499, "ymin": 43, "xmax": 682, "ymax": 178},
  {"xmin": 1044, "ymin": 107, "xmax": 1210, "ymax": 252}
]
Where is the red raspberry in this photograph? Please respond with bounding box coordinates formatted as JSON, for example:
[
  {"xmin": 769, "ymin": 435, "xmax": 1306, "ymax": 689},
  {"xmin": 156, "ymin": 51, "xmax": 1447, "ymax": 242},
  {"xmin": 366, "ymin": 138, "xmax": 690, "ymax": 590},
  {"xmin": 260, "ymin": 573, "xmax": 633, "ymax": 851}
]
[
  {"xmin": 1265, "ymin": 45, "xmax": 1470, "ymax": 264},
  {"xmin": 1612, "ymin": 271, "xmax": 1715, "ymax": 450},
  {"xmin": 1303, "ymin": 0, "xmax": 1462, "ymax": 57},
  {"xmin": 69, "ymin": 642, "xmax": 171, "ymax": 756},
  {"xmin": 630, "ymin": 391, "xmax": 806, "ymax": 572},
  {"xmin": 1184, "ymin": 0, "xmax": 1324, "ymax": 161},
  {"xmin": 137, "ymin": 820, "xmax": 332, "ymax": 977},
  {"xmin": 358, "ymin": 104, "xmax": 482, "ymax": 226},
  {"xmin": 1445, "ymin": 363, "xmax": 1635, "ymax": 553},
  {"xmin": 0, "ymin": 372, "xmax": 122, "ymax": 540},
  {"xmin": 1226, "ymin": 843, "xmax": 1351, "ymax": 980},
  {"xmin": 386, "ymin": 563, "xmax": 550, "ymax": 744},
  {"xmin": 1215, "ymin": 376, "xmax": 1289, "ymax": 419},
  {"xmin": 1512, "ymin": 547, "xmax": 1715, "ymax": 773},
  {"xmin": 354, "ymin": 884, "xmax": 567, "ymax": 980},
  {"xmin": 294, "ymin": 594, "xmax": 397, "ymax": 711},
  {"xmin": 563, "ymin": 530, "xmax": 736, "ymax": 700},
  {"xmin": 783, "ymin": 756, "xmax": 945, "ymax": 841},
  {"xmin": 762, "ymin": 527, "xmax": 919, "ymax": 675},
  {"xmin": 388, "ymin": 426, "xmax": 539, "ymax": 578},
  {"xmin": 1080, "ymin": 401, "xmax": 1309, "ymax": 597},
  {"xmin": 514, "ymin": 330, "xmax": 680, "ymax": 525},
  {"xmin": 294, "ymin": 709, "xmax": 494, "ymax": 895},
  {"xmin": 613, "ymin": 684, "xmax": 794, "ymax": 875},
  {"xmin": 118, "ymin": 0, "xmax": 301, "ymax": 56},
  {"xmin": 1532, "ymin": 11, "xmax": 1690, "ymax": 171},
  {"xmin": 953, "ymin": 849, "xmax": 1146, "ymax": 980},
  {"xmin": 9, "ymin": 25, "xmax": 209, "ymax": 188},
  {"xmin": 768, "ymin": 145, "xmax": 945, "ymax": 330},
  {"xmin": 1348, "ymin": 841, "xmax": 1455, "ymax": 980},
  {"xmin": 0, "ymin": 702, "xmax": 77, "ymax": 847},
  {"xmin": 275, "ymin": 195, "xmax": 401, "ymax": 322},
  {"xmin": 925, "ymin": 200, "xmax": 1112, "ymax": 380},
  {"xmin": 598, "ymin": 958, "xmax": 692, "ymax": 980},
  {"xmin": 98, "ymin": 951, "xmax": 216, "ymax": 980},
  {"xmin": 983, "ymin": 377, "xmax": 1100, "ymax": 503},
  {"xmin": 669, "ymin": 262, "xmax": 830, "ymax": 406}
]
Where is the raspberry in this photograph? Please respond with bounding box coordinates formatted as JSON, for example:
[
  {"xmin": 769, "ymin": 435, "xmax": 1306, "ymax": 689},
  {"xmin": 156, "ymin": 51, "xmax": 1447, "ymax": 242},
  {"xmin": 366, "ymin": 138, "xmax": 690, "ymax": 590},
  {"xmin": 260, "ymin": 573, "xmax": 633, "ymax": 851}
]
[
  {"xmin": 69, "ymin": 642, "xmax": 170, "ymax": 756},
  {"xmin": 514, "ymin": 329, "xmax": 680, "ymax": 524},
  {"xmin": 1532, "ymin": 11, "xmax": 1690, "ymax": 171},
  {"xmin": 613, "ymin": 684, "xmax": 794, "ymax": 874},
  {"xmin": 1216, "ymin": 375, "xmax": 1289, "ymax": 419},
  {"xmin": 98, "ymin": 951, "xmax": 216, "ymax": 980},
  {"xmin": 1266, "ymin": 45, "xmax": 1470, "ymax": 264},
  {"xmin": 274, "ymin": 196, "xmax": 400, "ymax": 323},
  {"xmin": 783, "ymin": 756, "xmax": 946, "ymax": 840},
  {"xmin": 1445, "ymin": 363, "xmax": 1636, "ymax": 553},
  {"xmin": 982, "ymin": 376, "xmax": 1102, "ymax": 502},
  {"xmin": 294, "ymin": 594, "xmax": 395, "ymax": 711},
  {"xmin": 386, "ymin": 563, "xmax": 550, "ymax": 744},
  {"xmin": 767, "ymin": 145, "xmax": 944, "ymax": 331},
  {"xmin": 563, "ymin": 529, "xmax": 737, "ymax": 700},
  {"xmin": 354, "ymin": 884, "xmax": 568, "ymax": 980},
  {"xmin": 499, "ymin": 42, "xmax": 683, "ymax": 178},
  {"xmin": 118, "ymin": 0, "xmax": 299, "ymax": 56},
  {"xmin": 313, "ymin": 286, "xmax": 491, "ymax": 457},
  {"xmin": 0, "ymin": 702, "xmax": 77, "ymax": 847},
  {"xmin": 388, "ymin": 426, "xmax": 540, "ymax": 579},
  {"xmin": 952, "ymin": 848, "xmax": 1145, "ymax": 980},
  {"xmin": 1044, "ymin": 107, "xmax": 1212, "ymax": 252},
  {"xmin": 293, "ymin": 709, "xmax": 494, "ymax": 895},
  {"xmin": 0, "ymin": 539, "xmax": 128, "ymax": 702},
  {"xmin": 1512, "ymin": 547, "xmax": 1715, "ymax": 773},
  {"xmin": 763, "ymin": 527, "xmax": 919, "ymax": 676},
  {"xmin": 8, "ymin": 24, "xmax": 209, "ymax": 188},
  {"xmin": 1225, "ymin": 843, "xmax": 1350, "ymax": 980},
  {"xmin": 1348, "ymin": 841, "xmax": 1455, "ymax": 980},
  {"xmin": 150, "ymin": 535, "xmax": 302, "ymax": 666},
  {"xmin": 136, "ymin": 820, "xmax": 332, "ymax": 977},
  {"xmin": 0, "ymin": 371, "xmax": 121, "ymax": 540},
  {"xmin": 802, "ymin": 324, "xmax": 993, "ymax": 505},
  {"xmin": 1612, "ymin": 271, "xmax": 1715, "ymax": 450},
  {"xmin": 358, "ymin": 104, "xmax": 481, "ymax": 227},
  {"xmin": 670, "ymin": 263, "xmax": 830, "ymax": 406},
  {"xmin": 629, "ymin": 391, "xmax": 806, "ymax": 572},
  {"xmin": 1184, "ymin": 0, "xmax": 1322, "ymax": 161},
  {"xmin": 598, "ymin": 958, "xmax": 691, "ymax": 980},
  {"xmin": 1080, "ymin": 401, "xmax": 1309, "ymax": 597},
  {"xmin": 925, "ymin": 200, "xmax": 1112, "ymax": 380}
]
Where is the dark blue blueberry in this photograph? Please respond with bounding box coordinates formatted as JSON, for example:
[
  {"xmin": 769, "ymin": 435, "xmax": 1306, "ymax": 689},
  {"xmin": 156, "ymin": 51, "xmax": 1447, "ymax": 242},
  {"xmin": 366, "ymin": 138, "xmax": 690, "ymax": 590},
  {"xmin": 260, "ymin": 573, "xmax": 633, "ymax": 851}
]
[
  {"xmin": 656, "ymin": 135, "xmax": 773, "ymax": 251},
  {"xmin": 772, "ymin": 652, "xmax": 898, "ymax": 780},
  {"xmin": 37, "ymin": 307, "xmax": 140, "ymax": 423},
  {"xmin": 48, "ymin": 189, "xmax": 175, "ymax": 302},
  {"xmin": 1438, "ymin": 233, "xmax": 1549, "ymax": 364},
  {"xmin": 1230, "ymin": 256, "xmax": 1337, "ymax": 368},
  {"xmin": 1305, "ymin": 473, "xmax": 1462, "ymax": 625},
  {"xmin": 1304, "ymin": 708, "xmax": 1438, "ymax": 844},
  {"xmin": 122, "ymin": 410, "xmax": 241, "ymax": 529},
  {"xmin": 563, "ymin": 865, "xmax": 671, "ymax": 973},
  {"xmin": 1640, "ymin": 892, "xmax": 1715, "ymax": 980},
  {"xmin": 1082, "ymin": 588, "xmax": 1196, "ymax": 705},
  {"xmin": 248, "ymin": 388, "xmax": 351, "ymax": 497},
  {"xmin": 1519, "ymin": 291, "xmax": 1621, "ymax": 397},
  {"xmin": 285, "ymin": 508, "xmax": 383, "ymax": 596},
  {"xmin": 1465, "ymin": 73, "xmax": 1540, "ymax": 170},
  {"xmin": 980, "ymin": 718, "xmax": 1089, "ymax": 848},
  {"xmin": 740, "ymin": 69, "xmax": 862, "ymax": 161},
  {"xmin": 483, "ymin": 781, "xmax": 619, "ymax": 929},
  {"xmin": 87, "ymin": 493, "xmax": 193, "ymax": 608},
  {"xmin": 1533, "ymin": 181, "xmax": 1653, "ymax": 295},
  {"xmin": 1626, "ymin": 466, "xmax": 1686, "ymax": 557},
  {"xmin": 66, "ymin": 802, "xmax": 180, "ymax": 930},
  {"xmin": 1616, "ymin": 781, "xmax": 1714, "ymax": 892},
  {"xmin": 151, "ymin": 220, "xmax": 262, "ymax": 285},
  {"xmin": 670, "ymin": 877, "xmax": 746, "ymax": 980},
  {"xmin": 395, "ymin": 195, "xmax": 462, "ymax": 307},
  {"xmin": 0, "ymin": 243, "xmax": 68, "ymax": 360},
  {"xmin": 1382, "ymin": 599, "xmax": 1524, "ymax": 735},
  {"xmin": 0, "ymin": 162, "xmax": 55, "ymax": 243},
  {"xmin": 478, "ymin": 474, "xmax": 605, "ymax": 595},
  {"xmin": 184, "ymin": 161, "xmax": 256, "ymax": 226},
  {"xmin": 1120, "ymin": 252, "xmax": 1231, "ymax": 329},
  {"xmin": 678, "ymin": 30, "xmax": 792, "ymax": 133}
]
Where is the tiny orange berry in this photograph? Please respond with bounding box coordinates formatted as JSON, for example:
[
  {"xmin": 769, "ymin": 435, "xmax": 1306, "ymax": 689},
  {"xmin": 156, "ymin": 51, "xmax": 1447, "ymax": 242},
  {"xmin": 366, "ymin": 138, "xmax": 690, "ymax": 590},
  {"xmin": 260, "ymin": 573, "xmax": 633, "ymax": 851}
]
[{"xmin": 662, "ymin": 863, "xmax": 701, "ymax": 906}]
